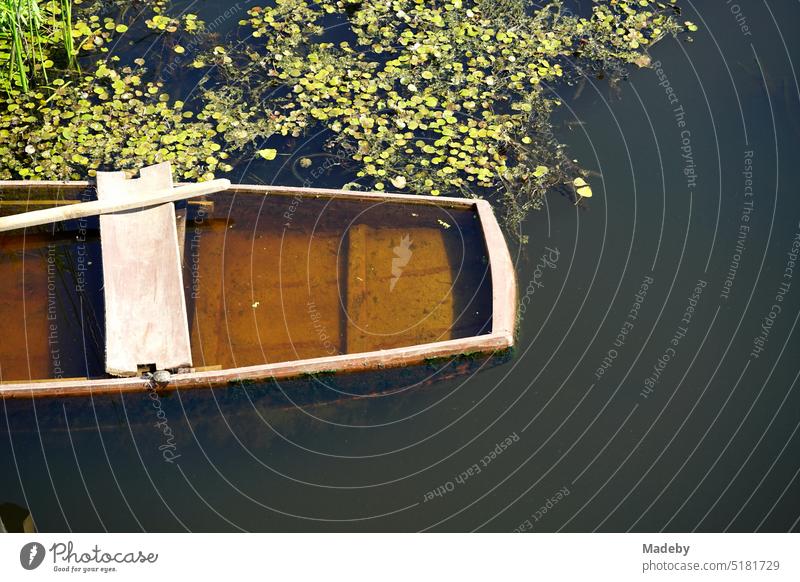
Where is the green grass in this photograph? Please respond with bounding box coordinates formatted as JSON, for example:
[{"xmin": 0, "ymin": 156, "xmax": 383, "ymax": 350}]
[{"xmin": 0, "ymin": 0, "xmax": 75, "ymax": 93}]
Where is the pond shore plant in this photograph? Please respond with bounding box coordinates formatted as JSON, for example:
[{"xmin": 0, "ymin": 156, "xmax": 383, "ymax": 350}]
[
  {"xmin": 0, "ymin": 0, "xmax": 77, "ymax": 92},
  {"xmin": 0, "ymin": 1, "xmax": 226, "ymax": 180},
  {"xmin": 0, "ymin": 0, "xmax": 690, "ymax": 233}
]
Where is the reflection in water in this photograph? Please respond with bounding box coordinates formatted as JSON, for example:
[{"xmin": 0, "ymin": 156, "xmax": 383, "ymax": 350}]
[{"xmin": 0, "ymin": 501, "xmax": 35, "ymax": 533}]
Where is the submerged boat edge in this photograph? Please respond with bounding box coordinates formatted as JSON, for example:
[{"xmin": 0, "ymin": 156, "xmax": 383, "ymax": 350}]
[{"xmin": 0, "ymin": 183, "xmax": 517, "ymax": 399}]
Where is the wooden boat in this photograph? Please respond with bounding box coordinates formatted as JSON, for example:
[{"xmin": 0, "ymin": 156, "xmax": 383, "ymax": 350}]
[{"xmin": 0, "ymin": 166, "xmax": 516, "ymax": 400}]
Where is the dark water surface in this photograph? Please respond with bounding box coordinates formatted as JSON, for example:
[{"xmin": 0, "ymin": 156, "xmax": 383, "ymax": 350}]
[{"xmin": 1, "ymin": 0, "xmax": 799, "ymax": 532}]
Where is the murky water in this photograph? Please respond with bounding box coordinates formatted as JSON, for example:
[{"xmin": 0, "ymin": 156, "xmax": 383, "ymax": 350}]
[
  {"xmin": 1, "ymin": 1, "xmax": 799, "ymax": 532},
  {"xmin": 0, "ymin": 190, "xmax": 492, "ymax": 380}
]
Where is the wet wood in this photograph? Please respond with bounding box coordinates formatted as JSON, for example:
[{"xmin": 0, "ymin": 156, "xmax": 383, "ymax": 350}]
[
  {"xmin": 476, "ymin": 200, "xmax": 517, "ymax": 340},
  {"xmin": 175, "ymin": 206, "xmax": 187, "ymax": 261},
  {"xmin": 0, "ymin": 199, "xmax": 79, "ymax": 207},
  {"xmin": 0, "ymin": 182, "xmax": 517, "ymax": 399},
  {"xmin": 345, "ymin": 224, "xmax": 454, "ymax": 352},
  {"xmin": 97, "ymin": 163, "xmax": 193, "ymax": 376},
  {"xmin": 189, "ymin": 225, "xmax": 343, "ymax": 367},
  {"xmin": 0, "ymin": 178, "xmax": 230, "ymax": 232},
  {"xmin": 0, "ymin": 237, "xmax": 49, "ymax": 382},
  {"xmin": 187, "ymin": 219, "xmax": 226, "ymax": 368}
]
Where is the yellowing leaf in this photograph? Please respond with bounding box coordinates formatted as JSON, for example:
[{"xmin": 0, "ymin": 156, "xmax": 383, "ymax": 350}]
[
  {"xmin": 573, "ymin": 177, "xmax": 592, "ymax": 199},
  {"xmin": 257, "ymin": 148, "xmax": 277, "ymax": 160},
  {"xmin": 390, "ymin": 175, "xmax": 407, "ymax": 189},
  {"xmin": 533, "ymin": 165, "xmax": 548, "ymax": 178}
]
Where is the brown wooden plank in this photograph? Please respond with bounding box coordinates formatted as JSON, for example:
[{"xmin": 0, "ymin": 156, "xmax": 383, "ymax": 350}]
[
  {"xmin": 476, "ymin": 200, "xmax": 517, "ymax": 339},
  {"xmin": 97, "ymin": 162, "xmax": 192, "ymax": 376},
  {"xmin": 188, "ymin": 218, "xmax": 226, "ymax": 368},
  {"xmin": 175, "ymin": 206, "xmax": 187, "ymax": 261},
  {"xmin": 0, "ymin": 238, "xmax": 50, "ymax": 381},
  {"xmin": 189, "ymin": 224, "xmax": 344, "ymax": 368},
  {"xmin": 345, "ymin": 224, "xmax": 455, "ymax": 352}
]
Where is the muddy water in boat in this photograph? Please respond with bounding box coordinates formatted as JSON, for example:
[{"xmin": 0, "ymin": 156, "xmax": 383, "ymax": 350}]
[{"xmin": 0, "ymin": 189, "xmax": 492, "ymax": 382}]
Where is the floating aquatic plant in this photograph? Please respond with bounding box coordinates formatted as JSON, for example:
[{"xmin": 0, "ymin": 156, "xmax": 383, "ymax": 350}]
[
  {"xmin": 0, "ymin": 1, "xmax": 218, "ymax": 180},
  {"xmin": 0, "ymin": 60, "xmax": 226, "ymax": 180},
  {"xmin": 0, "ymin": 0, "xmax": 692, "ymax": 235},
  {"xmin": 199, "ymin": 0, "xmax": 687, "ymax": 232}
]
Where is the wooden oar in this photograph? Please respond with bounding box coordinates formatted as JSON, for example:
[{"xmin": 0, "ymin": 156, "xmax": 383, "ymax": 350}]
[{"xmin": 0, "ymin": 179, "xmax": 230, "ymax": 232}]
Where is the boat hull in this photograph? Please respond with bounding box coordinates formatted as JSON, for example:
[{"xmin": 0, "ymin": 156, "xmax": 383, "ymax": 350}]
[{"xmin": 0, "ymin": 183, "xmax": 516, "ymax": 399}]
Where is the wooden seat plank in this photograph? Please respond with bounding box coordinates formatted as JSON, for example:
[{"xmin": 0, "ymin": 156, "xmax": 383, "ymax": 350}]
[
  {"xmin": 97, "ymin": 163, "xmax": 192, "ymax": 376},
  {"xmin": 345, "ymin": 224, "xmax": 455, "ymax": 353}
]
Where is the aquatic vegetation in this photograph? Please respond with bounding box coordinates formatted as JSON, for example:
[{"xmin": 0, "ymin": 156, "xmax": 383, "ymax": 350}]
[
  {"xmin": 0, "ymin": 0, "xmax": 692, "ymax": 233},
  {"xmin": 0, "ymin": 1, "xmax": 222, "ymax": 180},
  {"xmin": 0, "ymin": 0, "xmax": 77, "ymax": 92},
  {"xmin": 573, "ymin": 177, "xmax": 593, "ymax": 203},
  {"xmin": 0, "ymin": 61, "xmax": 225, "ymax": 180},
  {"xmin": 201, "ymin": 0, "xmax": 687, "ymax": 231}
]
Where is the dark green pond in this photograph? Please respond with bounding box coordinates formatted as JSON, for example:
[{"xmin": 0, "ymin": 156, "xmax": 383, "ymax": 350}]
[{"xmin": 1, "ymin": 0, "xmax": 799, "ymax": 532}]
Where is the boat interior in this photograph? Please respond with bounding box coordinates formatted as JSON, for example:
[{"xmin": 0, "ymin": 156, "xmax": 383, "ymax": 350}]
[{"xmin": 0, "ymin": 186, "xmax": 494, "ymax": 383}]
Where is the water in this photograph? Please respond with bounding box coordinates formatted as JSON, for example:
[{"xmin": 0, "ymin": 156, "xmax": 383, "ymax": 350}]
[
  {"xmin": 1, "ymin": 0, "xmax": 799, "ymax": 532},
  {"xmin": 0, "ymin": 189, "xmax": 492, "ymax": 380}
]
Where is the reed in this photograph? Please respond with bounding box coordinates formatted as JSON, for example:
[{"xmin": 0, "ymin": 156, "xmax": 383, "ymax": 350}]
[
  {"xmin": 0, "ymin": 0, "xmax": 76, "ymax": 92},
  {"xmin": 58, "ymin": 0, "xmax": 74, "ymax": 69}
]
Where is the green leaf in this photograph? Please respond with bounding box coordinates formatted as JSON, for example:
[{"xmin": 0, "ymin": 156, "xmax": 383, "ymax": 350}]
[
  {"xmin": 573, "ymin": 177, "xmax": 592, "ymax": 198},
  {"xmin": 390, "ymin": 175, "xmax": 407, "ymax": 189},
  {"xmin": 257, "ymin": 148, "xmax": 278, "ymax": 160}
]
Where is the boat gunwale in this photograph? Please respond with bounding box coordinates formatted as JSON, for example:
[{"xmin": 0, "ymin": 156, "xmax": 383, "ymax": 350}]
[{"xmin": 0, "ymin": 182, "xmax": 517, "ymax": 399}]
